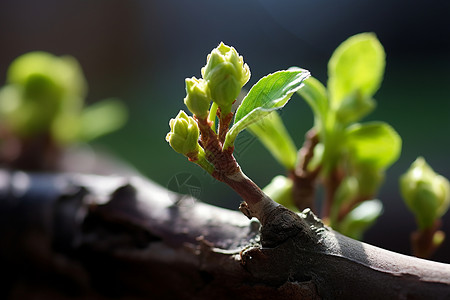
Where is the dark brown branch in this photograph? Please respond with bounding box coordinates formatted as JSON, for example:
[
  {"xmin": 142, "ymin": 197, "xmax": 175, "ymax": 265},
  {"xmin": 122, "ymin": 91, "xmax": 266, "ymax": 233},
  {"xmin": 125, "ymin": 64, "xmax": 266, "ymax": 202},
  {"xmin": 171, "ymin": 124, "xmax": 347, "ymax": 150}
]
[
  {"xmin": 291, "ymin": 129, "xmax": 320, "ymax": 213},
  {"xmin": 1, "ymin": 170, "xmax": 450, "ymax": 299}
]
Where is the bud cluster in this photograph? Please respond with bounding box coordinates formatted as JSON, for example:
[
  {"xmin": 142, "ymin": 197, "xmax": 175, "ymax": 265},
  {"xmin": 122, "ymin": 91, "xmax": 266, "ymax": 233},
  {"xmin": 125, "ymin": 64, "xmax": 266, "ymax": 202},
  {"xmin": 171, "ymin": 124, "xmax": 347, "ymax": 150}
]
[
  {"xmin": 182, "ymin": 42, "xmax": 250, "ymax": 120},
  {"xmin": 168, "ymin": 43, "xmax": 251, "ymax": 164}
]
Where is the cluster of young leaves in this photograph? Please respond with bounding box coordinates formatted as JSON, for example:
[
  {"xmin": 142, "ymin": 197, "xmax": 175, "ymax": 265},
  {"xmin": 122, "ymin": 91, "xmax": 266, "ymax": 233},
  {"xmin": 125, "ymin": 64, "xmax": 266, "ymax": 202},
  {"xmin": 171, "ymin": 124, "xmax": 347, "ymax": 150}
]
[
  {"xmin": 253, "ymin": 33, "xmax": 402, "ymax": 239},
  {"xmin": 0, "ymin": 52, "xmax": 127, "ymax": 145},
  {"xmin": 167, "ymin": 38, "xmax": 449, "ymax": 246}
]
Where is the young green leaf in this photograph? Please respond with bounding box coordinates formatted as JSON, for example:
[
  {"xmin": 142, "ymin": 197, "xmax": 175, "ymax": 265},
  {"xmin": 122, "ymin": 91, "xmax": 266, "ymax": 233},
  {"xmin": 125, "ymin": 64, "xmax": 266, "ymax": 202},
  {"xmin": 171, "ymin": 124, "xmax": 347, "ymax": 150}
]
[
  {"xmin": 328, "ymin": 33, "xmax": 385, "ymax": 109},
  {"xmin": 262, "ymin": 175, "xmax": 296, "ymax": 211},
  {"xmin": 247, "ymin": 111, "xmax": 297, "ymax": 170},
  {"xmin": 345, "ymin": 121, "xmax": 401, "ymax": 170},
  {"xmin": 223, "ymin": 69, "xmax": 310, "ymax": 150},
  {"xmin": 335, "ymin": 92, "xmax": 376, "ymax": 125},
  {"xmin": 79, "ymin": 98, "xmax": 128, "ymax": 141},
  {"xmin": 337, "ymin": 199, "xmax": 383, "ymax": 240},
  {"xmin": 296, "ymin": 76, "xmax": 328, "ymax": 132}
]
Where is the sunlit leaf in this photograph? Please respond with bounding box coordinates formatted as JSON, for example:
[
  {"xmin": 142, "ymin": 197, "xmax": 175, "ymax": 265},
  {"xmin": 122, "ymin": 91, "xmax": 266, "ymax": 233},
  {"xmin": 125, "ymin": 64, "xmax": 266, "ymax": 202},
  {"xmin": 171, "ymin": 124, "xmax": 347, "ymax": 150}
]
[
  {"xmin": 345, "ymin": 122, "xmax": 401, "ymax": 170},
  {"xmin": 335, "ymin": 92, "xmax": 376, "ymax": 125},
  {"xmin": 328, "ymin": 33, "xmax": 385, "ymax": 108},
  {"xmin": 296, "ymin": 76, "xmax": 328, "ymax": 131},
  {"xmin": 338, "ymin": 199, "xmax": 383, "ymax": 240},
  {"xmin": 247, "ymin": 111, "xmax": 297, "ymax": 170},
  {"xmin": 262, "ymin": 175, "xmax": 296, "ymax": 211},
  {"xmin": 223, "ymin": 69, "xmax": 310, "ymax": 149}
]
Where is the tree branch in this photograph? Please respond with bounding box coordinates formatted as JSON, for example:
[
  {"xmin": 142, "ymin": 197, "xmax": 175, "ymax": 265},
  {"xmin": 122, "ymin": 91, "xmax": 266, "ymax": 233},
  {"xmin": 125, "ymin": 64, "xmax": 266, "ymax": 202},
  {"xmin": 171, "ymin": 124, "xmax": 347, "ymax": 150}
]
[{"xmin": 1, "ymin": 170, "xmax": 449, "ymax": 299}]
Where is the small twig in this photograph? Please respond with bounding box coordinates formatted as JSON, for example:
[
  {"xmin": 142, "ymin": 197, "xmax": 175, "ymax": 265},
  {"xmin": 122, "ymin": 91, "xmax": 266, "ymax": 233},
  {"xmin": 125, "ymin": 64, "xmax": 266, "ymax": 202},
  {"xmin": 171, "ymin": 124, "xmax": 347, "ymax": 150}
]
[
  {"xmin": 217, "ymin": 107, "xmax": 233, "ymax": 146},
  {"xmin": 290, "ymin": 129, "xmax": 320, "ymax": 212},
  {"xmin": 322, "ymin": 167, "xmax": 344, "ymax": 221},
  {"xmin": 411, "ymin": 219, "xmax": 445, "ymax": 259},
  {"xmin": 195, "ymin": 115, "xmax": 277, "ymax": 220}
]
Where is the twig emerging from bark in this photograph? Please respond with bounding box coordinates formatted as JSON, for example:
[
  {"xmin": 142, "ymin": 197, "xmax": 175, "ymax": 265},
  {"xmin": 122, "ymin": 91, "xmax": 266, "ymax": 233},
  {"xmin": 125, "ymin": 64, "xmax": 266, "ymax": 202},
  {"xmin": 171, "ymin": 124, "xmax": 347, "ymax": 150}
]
[
  {"xmin": 411, "ymin": 220, "xmax": 446, "ymax": 259},
  {"xmin": 290, "ymin": 129, "xmax": 320, "ymax": 212}
]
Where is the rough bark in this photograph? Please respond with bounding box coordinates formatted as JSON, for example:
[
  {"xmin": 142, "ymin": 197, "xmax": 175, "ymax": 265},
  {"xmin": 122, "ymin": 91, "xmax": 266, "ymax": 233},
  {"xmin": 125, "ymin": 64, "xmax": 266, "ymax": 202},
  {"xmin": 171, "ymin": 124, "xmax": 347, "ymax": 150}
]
[{"xmin": 1, "ymin": 170, "xmax": 450, "ymax": 299}]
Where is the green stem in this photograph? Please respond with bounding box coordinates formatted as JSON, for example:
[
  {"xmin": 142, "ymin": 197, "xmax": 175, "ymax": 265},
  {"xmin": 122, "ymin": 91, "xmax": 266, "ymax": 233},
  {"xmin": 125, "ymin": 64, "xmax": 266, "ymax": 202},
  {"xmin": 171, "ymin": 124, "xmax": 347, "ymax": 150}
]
[
  {"xmin": 411, "ymin": 219, "xmax": 445, "ymax": 259},
  {"xmin": 208, "ymin": 102, "xmax": 218, "ymax": 133},
  {"xmin": 193, "ymin": 148, "xmax": 215, "ymax": 174}
]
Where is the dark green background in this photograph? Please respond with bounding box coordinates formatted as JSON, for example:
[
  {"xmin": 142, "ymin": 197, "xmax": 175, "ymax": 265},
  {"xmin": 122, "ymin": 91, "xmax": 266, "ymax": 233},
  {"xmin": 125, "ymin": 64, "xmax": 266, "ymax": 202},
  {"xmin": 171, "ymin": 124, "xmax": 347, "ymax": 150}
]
[{"xmin": 1, "ymin": 0, "xmax": 449, "ymax": 262}]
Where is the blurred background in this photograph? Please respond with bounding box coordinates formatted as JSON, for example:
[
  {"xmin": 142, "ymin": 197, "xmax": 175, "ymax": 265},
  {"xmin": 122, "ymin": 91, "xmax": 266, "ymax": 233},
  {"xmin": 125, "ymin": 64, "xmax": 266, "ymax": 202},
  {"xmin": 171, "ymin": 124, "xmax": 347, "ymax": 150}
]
[{"xmin": 0, "ymin": 0, "xmax": 449, "ymax": 261}]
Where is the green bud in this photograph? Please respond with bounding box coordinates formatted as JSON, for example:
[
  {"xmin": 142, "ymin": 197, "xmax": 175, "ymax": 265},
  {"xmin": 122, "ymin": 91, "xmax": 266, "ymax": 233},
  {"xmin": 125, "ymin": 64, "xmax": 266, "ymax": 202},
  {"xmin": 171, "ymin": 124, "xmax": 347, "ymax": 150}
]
[
  {"xmin": 166, "ymin": 110, "xmax": 200, "ymax": 155},
  {"xmin": 0, "ymin": 52, "xmax": 87, "ymax": 136},
  {"xmin": 201, "ymin": 42, "xmax": 250, "ymax": 112},
  {"xmin": 400, "ymin": 157, "xmax": 450, "ymax": 229},
  {"xmin": 184, "ymin": 77, "xmax": 211, "ymax": 118},
  {"xmin": 7, "ymin": 51, "xmax": 87, "ymax": 99}
]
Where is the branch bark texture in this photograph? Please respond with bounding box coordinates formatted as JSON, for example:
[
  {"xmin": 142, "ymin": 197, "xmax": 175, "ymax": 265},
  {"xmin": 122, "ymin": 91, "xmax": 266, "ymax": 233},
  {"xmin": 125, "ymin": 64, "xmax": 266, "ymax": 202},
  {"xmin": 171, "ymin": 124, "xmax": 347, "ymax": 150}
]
[{"xmin": 1, "ymin": 170, "xmax": 449, "ymax": 299}]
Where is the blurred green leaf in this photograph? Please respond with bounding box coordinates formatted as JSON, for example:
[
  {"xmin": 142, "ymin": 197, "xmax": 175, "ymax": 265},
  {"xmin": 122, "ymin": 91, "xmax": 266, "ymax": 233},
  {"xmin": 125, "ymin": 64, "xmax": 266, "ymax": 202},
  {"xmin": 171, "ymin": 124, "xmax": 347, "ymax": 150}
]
[
  {"xmin": 345, "ymin": 122, "xmax": 401, "ymax": 170},
  {"xmin": 338, "ymin": 199, "xmax": 383, "ymax": 240},
  {"xmin": 51, "ymin": 111, "xmax": 81, "ymax": 144},
  {"xmin": 354, "ymin": 164, "xmax": 385, "ymax": 198},
  {"xmin": 335, "ymin": 92, "xmax": 376, "ymax": 125},
  {"xmin": 224, "ymin": 69, "xmax": 310, "ymax": 149},
  {"xmin": 330, "ymin": 176, "xmax": 359, "ymax": 225},
  {"xmin": 248, "ymin": 111, "xmax": 297, "ymax": 170},
  {"xmin": 296, "ymin": 76, "xmax": 328, "ymax": 132},
  {"xmin": 328, "ymin": 33, "xmax": 385, "ymax": 109},
  {"xmin": 262, "ymin": 175, "xmax": 296, "ymax": 211},
  {"xmin": 7, "ymin": 51, "xmax": 87, "ymax": 99},
  {"xmin": 79, "ymin": 98, "xmax": 127, "ymax": 141}
]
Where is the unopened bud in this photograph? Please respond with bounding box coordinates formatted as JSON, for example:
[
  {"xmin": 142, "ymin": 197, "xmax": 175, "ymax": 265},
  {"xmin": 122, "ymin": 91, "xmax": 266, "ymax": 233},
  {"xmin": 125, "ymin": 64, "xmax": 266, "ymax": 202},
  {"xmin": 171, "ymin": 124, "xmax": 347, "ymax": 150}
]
[
  {"xmin": 400, "ymin": 157, "xmax": 450, "ymax": 229},
  {"xmin": 166, "ymin": 110, "xmax": 200, "ymax": 155},
  {"xmin": 201, "ymin": 42, "xmax": 250, "ymax": 111},
  {"xmin": 184, "ymin": 77, "xmax": 210, "ymax": 118}
]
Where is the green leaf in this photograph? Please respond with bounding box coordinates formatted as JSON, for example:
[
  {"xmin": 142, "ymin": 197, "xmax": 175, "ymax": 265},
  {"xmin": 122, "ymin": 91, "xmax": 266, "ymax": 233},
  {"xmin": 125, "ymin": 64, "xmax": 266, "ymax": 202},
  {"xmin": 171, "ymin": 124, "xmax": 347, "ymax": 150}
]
[
  {"xmin": 338, "ymin": 199, "xmax": 383, "ymax": 240},
  {"xmin": 223, "ymin": 69, "xmax": 310, "ymax": 149},
  {"xmin": 262, "ymin": 175, "xmax": 296, "ymax": 211},
  {"xmin": 345, "ymin": 122, "xmax": 401, "ymax": 170},
  {"xmin": 247, "ymin": 111, "xmax": 297, "ymax": 170},
  {"xmin": 335, "ymin": 92, "xmax": 376, "ymax": 125},
  {"xmin": 328, "ymin": 33, "xmax": 385, "ymax": 108},
  {"xmin": 79, "ymin": 98, "xmax": 127, "ymax": 141},
  {"xmin": 296, "ymin": 76, "xmax": 328, "ymax": 131}
]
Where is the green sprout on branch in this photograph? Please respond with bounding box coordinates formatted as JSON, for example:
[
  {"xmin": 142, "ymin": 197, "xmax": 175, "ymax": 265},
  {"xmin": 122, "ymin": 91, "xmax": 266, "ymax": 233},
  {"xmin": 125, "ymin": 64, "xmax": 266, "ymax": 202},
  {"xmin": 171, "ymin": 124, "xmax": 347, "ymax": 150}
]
[
  {"xmin": 400, "ymin": 157, "xmax": 450, "ymax": 257},
  {"xmin": 166, "ymin": 42, "xmax": 310, "ymax": 237},
  {"xmin": 251, "ymin": 33, "xmax": 401, "ymax": 240},
  {"xmin": 166, "ymin": 36, "xmax": 450, "ymax": 257}
]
